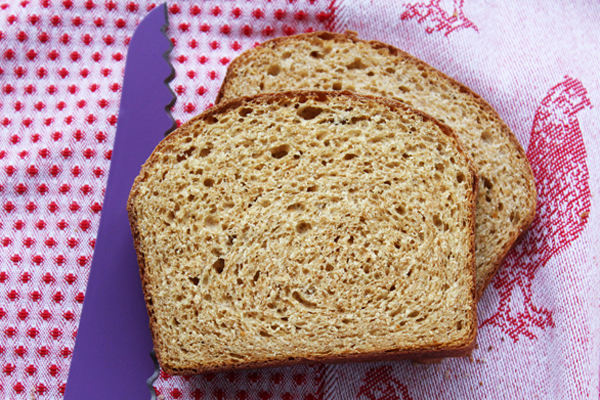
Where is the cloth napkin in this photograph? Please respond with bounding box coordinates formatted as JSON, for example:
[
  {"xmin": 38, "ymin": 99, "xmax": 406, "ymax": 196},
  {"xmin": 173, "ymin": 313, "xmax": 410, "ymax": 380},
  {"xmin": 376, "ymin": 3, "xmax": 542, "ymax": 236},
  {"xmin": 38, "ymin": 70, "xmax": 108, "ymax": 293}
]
[{"xmin": 0, "ymin": 1, "xmax": 598, "ymax": 398}]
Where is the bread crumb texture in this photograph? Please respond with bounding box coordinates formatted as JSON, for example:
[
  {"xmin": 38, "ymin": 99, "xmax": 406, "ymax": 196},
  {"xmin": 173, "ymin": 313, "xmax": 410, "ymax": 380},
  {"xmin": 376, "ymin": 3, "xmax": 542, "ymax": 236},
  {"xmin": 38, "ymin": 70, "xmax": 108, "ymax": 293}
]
[
  {"xmin": 129, "ymin": 92, "xmax": 477, "ymax": 373},
  {"xmin": 219, "ymin": 32, "xmax": 537, "ymax": 296}
]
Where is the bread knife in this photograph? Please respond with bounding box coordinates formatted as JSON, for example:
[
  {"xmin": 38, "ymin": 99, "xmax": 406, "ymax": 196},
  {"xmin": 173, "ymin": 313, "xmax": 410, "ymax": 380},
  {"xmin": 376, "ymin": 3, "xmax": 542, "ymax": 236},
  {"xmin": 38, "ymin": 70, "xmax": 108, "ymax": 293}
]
[{"xmin": 64, "ymin": 4, "xmax": 175, "ymax": 399}]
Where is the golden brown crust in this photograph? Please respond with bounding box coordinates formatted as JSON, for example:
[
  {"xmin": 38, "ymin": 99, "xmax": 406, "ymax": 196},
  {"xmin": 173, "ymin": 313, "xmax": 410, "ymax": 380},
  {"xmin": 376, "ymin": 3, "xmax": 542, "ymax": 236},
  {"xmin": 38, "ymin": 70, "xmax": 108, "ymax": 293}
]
[
  {"xmin": 128, "ymin": 90, "xmax": 479, "ymax": 375},
  {"xmin": 165, "ymin": 340, "xmax": 476, "ymax": 375},
  {"xmin": 216, "ymin": 31, "xmax": 536, "ymax": 299}
]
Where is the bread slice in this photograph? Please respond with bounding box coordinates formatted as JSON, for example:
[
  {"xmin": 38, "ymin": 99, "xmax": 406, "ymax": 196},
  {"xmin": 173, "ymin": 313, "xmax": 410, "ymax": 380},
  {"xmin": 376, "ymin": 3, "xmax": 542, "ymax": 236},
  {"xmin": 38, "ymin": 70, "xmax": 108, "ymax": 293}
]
[
  {"xmin": 216, "ymin": 31, "xmax": 537, "ymax": 299},
  {"xmin": 128, "ymin": 91, "xmax": 478, "ymax": 374}
]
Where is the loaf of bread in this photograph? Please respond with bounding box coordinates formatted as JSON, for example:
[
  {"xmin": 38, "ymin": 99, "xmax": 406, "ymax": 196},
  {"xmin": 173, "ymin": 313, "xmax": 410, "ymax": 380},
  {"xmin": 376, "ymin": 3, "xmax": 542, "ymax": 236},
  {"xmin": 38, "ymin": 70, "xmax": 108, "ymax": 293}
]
[
  {"xmin": 128, "ymin": 91, "xmax": 478, "ymax": 374},
  {"xmin": 217, "ymin": 31, "xmax": 537, "ymax": 298}
]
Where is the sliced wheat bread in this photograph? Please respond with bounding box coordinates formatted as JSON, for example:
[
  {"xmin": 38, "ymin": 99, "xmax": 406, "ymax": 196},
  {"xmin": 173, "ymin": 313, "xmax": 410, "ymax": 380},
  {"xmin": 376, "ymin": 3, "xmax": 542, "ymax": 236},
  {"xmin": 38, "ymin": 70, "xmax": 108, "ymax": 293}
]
[
  {"xmin": 128, "ymin": 91, "xmax": 478, "ymax": 374},
  {"xmin": 216, "ymin": 31, "xmax": 537, "ymax": 299}
]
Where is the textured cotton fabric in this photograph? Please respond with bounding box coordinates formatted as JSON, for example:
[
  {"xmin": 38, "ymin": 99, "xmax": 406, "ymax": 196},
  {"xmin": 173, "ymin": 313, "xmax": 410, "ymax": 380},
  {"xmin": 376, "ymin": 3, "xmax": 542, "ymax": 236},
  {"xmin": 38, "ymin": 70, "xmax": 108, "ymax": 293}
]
[{"xmin": 0, "ymin": 1, "xmax": 598, "ymax": 398}]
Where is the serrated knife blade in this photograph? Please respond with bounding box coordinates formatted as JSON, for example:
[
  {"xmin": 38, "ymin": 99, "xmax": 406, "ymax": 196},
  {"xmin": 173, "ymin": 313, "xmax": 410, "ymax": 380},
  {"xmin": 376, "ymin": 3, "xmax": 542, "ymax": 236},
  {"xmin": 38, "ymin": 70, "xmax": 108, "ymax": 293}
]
[{"xmin": 64, "ymin": 4, "xmax": 175, "ymax": 399}]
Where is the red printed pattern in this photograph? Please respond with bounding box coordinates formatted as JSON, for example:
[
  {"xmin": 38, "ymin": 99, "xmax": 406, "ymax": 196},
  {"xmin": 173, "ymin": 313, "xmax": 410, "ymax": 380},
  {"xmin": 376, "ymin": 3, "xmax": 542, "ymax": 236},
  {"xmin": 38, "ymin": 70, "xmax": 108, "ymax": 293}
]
[
  {"xmin": 357, "ymin": 366, "xmax": 414, "ymax": 400},
  {"xmin": 400, "ymin": 0, "xmax": 477, "ymax": 36},
  {"xmin": 482, "ymin": 76, "xmax": 592, "ymax": 341},
  {"xmin": 0, "ymin": 0, "xmax": 145, "ymax": 397},
  {"xmin": 154, "ymin": 364, "xmax": 327, "ymax": 400}
]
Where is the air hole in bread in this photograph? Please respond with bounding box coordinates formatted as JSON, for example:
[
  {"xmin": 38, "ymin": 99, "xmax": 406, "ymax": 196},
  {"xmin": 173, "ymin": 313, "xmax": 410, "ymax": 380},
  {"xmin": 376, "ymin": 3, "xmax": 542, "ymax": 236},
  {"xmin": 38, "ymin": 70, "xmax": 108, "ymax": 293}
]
[
  {"xmin": 203, "ymin": 178, "xmax": 214, "ymax": 187},
  {"xmin": 310, "ymin": 50, "xmax": 323, "ymax": 59},
  {"xmin": 395, "ymin": 206, "xmax": 406, "ymax": 216},
  {"xmin": 281, "ymin": 51, "xmax": 292, "ymax": 59},
  {"xmin": 350, "ymin": 115, "xmax": 370, "ymax": 124},
  {"xmin": 296, "ymin": 221, "xmax": 312, "ymax": 234},
  {"xmin": 482, "ymin": 176, "xmax": 494, "ymax": 190},
  {"xmin": 433, "ymin": 215, "xmax": 443, "ymax": 228},
  {"xmin": 189, "ymin": 277, "xmax": 200, "ymax": 286},
  {"xmin": 435, "ymin": 163, "xmax": 445, "ymax": 172},
  {"xmin": 385, "ymin": 67, "xmax": 395, "ymax": 74},
  {"xmin": 498, "ymin": 202, "xmax": 504, "ymax": 211},
  {"xmin": 297, "ymin": 105, "xmax": 323, "ymax": 120},
  {"xmin": 166, "ymin": 210, "xmax": 175, "ymax": 223},
  {"xmin": 287, "ymin": 203, "xmax": 305, "ymax": 212},
  {"xmin": 205, "ymin": 115, "xmax": 218, "ymax": 125},
  {"xmin": 457, "ymin": 320, "xmax": 464, "ymax": 330},
  {"xmin": 176, "ymin": 146, "xmax": 196, "ymax": 163},
  {"xmin": 267, "ymin": 64, "xmax": 282, "ymax": 76},
  {"xmin": 346, "ymin": 58, "xmax": 368, "ymax": 70},
  {"xmin": 367, "ymin": 71, "xmax": 375, "ymax": 77},
  {"xmin": 332, "ymin": 82, "xmax": 342, "ymax": 90},
  {"xmin": 481, "ymin": 129, "xmax": 493, "ymax": 143},
  {"xmin": 205, "ymin": 216, "xmax": 217, "ymax": 227},
  {"xmin": 343, "ymin": 153, "xmax": 357, "ymax": 160},
  {"xmin": 292, "ymin": 291, "xmax": 317, "ymax": 309},
  {"xmin": 270, "ymin": 144, "xmax": 290, "ymax": 159},
  {"xmin": 239, "ymin": 107, "xmax": 253, "ymax": 117},
  {"xmin": 390, "ymin": 306, "xmax": 404, "ymax": 318},
  {"xmin": 456, "ymin": 172, "xmax": 465, "ymax": 183},
  {"xmin": 259, "ymin": 330, "xmax": 272, "ymax": 338},
  {"xmin": 253, "ymin": 270, "xmax": 260, "ymax": 282},
  {"xmin": 510, "ymin": 211, "xmax": 520, "ymax": 223}
]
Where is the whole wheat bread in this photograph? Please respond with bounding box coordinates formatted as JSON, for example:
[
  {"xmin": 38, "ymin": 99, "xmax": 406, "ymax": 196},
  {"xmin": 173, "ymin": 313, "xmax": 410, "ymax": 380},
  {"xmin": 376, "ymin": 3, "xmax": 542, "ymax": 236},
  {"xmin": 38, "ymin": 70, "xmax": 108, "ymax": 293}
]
[
  {"xmin": 217, "ymin": 31, "xmax": 537, "ymax": 298},
  {"xmin": 128, "ymin": 91, "xmax": 478, "ymax": 374}
]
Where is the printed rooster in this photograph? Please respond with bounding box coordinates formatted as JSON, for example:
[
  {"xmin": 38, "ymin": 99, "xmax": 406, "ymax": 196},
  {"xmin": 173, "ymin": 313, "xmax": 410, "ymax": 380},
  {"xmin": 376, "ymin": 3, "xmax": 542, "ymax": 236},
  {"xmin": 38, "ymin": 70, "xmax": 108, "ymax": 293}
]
[
  {"xmin": 357, "ymin": 366, "xmax": 414, "ymax": 400},
  {"xmin": 482, "ymin": 76, "xmax": 592, "ymax": 341},
  {"xmin": 400, "ymin": 0, "xmax": 478, "ymax": 36}
]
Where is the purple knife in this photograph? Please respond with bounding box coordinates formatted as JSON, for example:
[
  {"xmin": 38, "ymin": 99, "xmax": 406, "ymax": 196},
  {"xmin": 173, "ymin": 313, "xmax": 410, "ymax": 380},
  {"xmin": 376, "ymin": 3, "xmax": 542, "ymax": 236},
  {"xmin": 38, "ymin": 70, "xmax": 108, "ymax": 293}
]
[{"xmin": 64, "ymin": 4, "xmax": 175, "ymax": 399}]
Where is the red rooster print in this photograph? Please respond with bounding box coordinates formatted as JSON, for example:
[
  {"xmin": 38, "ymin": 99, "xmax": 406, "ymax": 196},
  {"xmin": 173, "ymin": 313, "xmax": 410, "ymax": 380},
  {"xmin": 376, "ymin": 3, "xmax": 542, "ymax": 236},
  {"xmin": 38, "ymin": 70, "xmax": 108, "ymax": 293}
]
[
  {"xmin": 357, "ymin": 366, "xmax": 414, "ymax": 400},
  {"xmin": 400, "ymin": 0, "xmax": 478, "ymax": 36},
  {"xmin": 482, "ymin": 76, "xmax": 592, "ymax": 341}
]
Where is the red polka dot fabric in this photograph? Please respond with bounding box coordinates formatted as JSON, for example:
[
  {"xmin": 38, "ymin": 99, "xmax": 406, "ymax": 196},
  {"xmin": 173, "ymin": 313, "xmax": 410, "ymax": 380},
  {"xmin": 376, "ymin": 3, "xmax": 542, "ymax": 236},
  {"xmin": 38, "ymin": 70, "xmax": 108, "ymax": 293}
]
[{"xmin": 1, "ymin": 1, "xmax": 599, "ymax": 399}]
